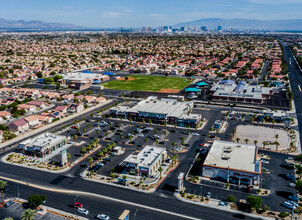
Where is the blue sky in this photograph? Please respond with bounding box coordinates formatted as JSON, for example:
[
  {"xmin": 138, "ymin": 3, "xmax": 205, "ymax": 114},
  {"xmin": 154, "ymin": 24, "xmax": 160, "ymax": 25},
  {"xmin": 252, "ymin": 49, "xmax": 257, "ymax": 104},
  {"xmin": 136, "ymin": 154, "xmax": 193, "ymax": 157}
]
[{"xmin": 1, "ymin": 0, "xmax": 302, "ymax": 28}]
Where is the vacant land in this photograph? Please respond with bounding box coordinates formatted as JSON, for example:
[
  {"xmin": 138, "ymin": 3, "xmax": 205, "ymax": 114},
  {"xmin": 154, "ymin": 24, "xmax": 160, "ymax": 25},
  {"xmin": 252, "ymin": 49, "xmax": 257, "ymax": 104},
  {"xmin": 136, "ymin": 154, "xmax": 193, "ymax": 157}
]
[
  {"xmin": 103, "ymin": 75, "xmax": 191, "ymax": 92},
  {"xmin": 236, "ymin": 125, "xmax": 289, "ymax": 151}
]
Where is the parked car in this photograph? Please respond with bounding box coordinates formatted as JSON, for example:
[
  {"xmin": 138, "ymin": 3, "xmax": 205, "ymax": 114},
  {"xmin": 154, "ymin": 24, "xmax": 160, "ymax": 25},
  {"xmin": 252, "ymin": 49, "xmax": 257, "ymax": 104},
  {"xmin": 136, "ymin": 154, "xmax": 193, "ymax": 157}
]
[
  {"xmin": 261, "ymin": 159, "xmax": 269, "ymax": 164},
  {"xmin": 4, "ymin": 200, "xmax": 14, "ymax": 208},
  {"xmin": 192, "ymin": 133, "xmax": 199, "ymax": 136},
  {"xmin": 283, "ymin": 201, "xmax": 296, "ymax": 209},
  {"xmin": 262, "ymin": 167, "xmax": 269, "ymax": 172},
  {"xmin": 110, "ymin": 152, "xmax": 116, "ymax": 156},
  {"xmin": 96, "ymin": 214, "xmax": 110, "ymax": 220},
  {"xmin": 218, "ymin": 201, "xmax": 226, "ymax": 206},
  {"xmin": 138, "ymin": 134, "xmax": 145, "ymax": 137},
  {"xmin": 104, "ymin": 157, "xmax": 112, "ymax": 161},
  {"xmin": 289, "ymin": 195, "xmax": 300, "ymax": 201},
  {"xmin": 77, "ymin": 208, "xmax": 89, "ymax": 215},
  {"xmin": 286, "ymin": 174, "xmax": 297, "ymax": 181},
  {"xmin": 205, "ymin": 192, "xmax": 211, "ymax": 198},
  {"xmin": 289, "ymin": 183, "xmax": 296, "ymax": 188}
]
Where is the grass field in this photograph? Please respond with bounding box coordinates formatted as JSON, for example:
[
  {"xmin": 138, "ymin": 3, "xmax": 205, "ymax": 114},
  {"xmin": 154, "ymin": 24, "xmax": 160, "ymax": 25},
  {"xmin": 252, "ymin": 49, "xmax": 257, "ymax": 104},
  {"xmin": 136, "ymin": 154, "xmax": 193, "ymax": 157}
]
[{"xmin": 103, "ymin": 75, "xmax": 191, "ymax": 92}]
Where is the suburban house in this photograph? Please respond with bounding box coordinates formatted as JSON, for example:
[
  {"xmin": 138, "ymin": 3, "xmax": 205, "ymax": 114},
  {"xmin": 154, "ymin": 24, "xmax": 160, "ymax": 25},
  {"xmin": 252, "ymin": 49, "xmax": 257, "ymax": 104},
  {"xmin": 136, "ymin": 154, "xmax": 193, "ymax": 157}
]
[
  {"xmin": 27, "ymin": 100, "xmax": 47, "ymax": 109},
  {"xmin": 24, "ymin": 115, "xmax": 40, "ymax": 127},
  {"xmin": 9, "ymin": 119, "xmax": 29, "ymax": 133},
  {"xmin": 54, "ymin": 105, "xmax": 69, "ymax": 114},
  {"xmin": 68, "ymin": 103, "xmax": 84, "ymax": 113}
]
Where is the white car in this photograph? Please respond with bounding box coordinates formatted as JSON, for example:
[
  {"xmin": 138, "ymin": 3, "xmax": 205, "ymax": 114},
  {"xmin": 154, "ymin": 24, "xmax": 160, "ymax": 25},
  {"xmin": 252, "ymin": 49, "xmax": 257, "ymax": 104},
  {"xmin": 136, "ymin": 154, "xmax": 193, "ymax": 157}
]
[
  {"xmin": 289, "ymin": 183, "xmax": 296, "ymax": 188},
  {"xmin": 138, "ymin": 134, "xmax": 145, "ymax": 137},
  {"xmin": 261, "ymin": 160, "xmax": 269, "ymax": 164},
  {"xmin": 77, "ymin": 208, "xmax": 89, "ymax": 215},
  {"xmin": 96, "ymin": 214, "xmax": 110, "ymax": 220},
  {"xmin": 192, "ymin": 133, "xmax": 200, "ymax": 136}
]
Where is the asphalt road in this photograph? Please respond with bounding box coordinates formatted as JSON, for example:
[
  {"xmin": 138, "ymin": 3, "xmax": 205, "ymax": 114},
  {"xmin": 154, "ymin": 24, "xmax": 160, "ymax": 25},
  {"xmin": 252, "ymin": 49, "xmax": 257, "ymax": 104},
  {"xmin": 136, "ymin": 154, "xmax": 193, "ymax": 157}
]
[{"xmin": 281, "ymin": 40, "xmax": 302, "ymax": 146}]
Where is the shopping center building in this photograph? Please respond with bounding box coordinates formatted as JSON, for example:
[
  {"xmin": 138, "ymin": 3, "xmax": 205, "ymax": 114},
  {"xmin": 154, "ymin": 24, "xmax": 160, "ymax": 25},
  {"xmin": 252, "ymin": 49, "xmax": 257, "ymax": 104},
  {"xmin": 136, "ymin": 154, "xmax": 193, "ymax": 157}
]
[
  {"xmin": 18, "ymin": 133, "xmax": 67, "ymax": 158},
  {"xmin": 110, "ymin": 96, "xmax": 203, "ymax": 127},
  {"xmin": 202, "ymin": 140, "xmax": 261, "ymax": 186},
  {"xmin": 122, "ymin": 145, "xmax": 167, "ymax": 177}
]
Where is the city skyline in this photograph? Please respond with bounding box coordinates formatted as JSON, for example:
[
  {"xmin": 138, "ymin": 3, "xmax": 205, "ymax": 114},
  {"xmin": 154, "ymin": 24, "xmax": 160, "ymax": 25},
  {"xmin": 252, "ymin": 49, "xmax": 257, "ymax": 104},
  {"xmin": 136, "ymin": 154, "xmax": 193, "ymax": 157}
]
[{"xmin": 0, "ymin": 0, "xmax": 302, "ymax": 28}]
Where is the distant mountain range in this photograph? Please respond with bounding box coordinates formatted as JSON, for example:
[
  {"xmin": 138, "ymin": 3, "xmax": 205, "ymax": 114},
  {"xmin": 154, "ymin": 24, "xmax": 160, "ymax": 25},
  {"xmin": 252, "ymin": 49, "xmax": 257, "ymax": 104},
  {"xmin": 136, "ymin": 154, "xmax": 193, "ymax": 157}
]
[
  {"xmin": 174, "ymin": 18, "xmax": 302, "ymax": 31},
  {"xmin": 0, "ymin": 18, "xmax": 83, "ymax": 30}
]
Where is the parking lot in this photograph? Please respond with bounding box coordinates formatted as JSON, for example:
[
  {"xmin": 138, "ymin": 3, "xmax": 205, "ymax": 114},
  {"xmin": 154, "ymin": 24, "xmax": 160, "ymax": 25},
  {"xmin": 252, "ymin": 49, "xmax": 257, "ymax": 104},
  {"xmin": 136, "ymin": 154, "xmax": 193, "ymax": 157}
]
[{"xmin": 0, "ymin": 201, "xmax": 70, "ymax": 220}]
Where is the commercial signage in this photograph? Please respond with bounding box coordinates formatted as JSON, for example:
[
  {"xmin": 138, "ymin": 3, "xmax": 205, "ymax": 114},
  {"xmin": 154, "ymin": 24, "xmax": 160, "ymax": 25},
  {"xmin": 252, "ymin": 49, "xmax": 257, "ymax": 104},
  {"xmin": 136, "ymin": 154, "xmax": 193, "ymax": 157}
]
[{"xmin": 61, "ymin": 149, "xmax": 67, "ymax": 166}]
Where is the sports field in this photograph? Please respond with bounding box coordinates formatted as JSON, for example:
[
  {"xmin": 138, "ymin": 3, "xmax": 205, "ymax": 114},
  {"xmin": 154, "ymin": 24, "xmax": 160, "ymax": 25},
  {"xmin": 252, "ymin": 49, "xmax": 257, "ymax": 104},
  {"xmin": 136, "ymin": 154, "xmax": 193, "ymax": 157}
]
[{"xmin": 103, "ymin": 75, "xmax": 191, "ymax": 92}]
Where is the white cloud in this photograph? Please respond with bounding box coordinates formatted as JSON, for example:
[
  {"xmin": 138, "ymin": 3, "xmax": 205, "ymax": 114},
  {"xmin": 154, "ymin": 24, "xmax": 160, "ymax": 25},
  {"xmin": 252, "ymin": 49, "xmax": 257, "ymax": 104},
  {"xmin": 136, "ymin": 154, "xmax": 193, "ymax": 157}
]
[
  {"xmin": 101, "ymin": 12, "xmax": 123, "ymax": 18},
  {"xmin": 149, "ymin": 13, "xmax": 163, "ymax": 17}
]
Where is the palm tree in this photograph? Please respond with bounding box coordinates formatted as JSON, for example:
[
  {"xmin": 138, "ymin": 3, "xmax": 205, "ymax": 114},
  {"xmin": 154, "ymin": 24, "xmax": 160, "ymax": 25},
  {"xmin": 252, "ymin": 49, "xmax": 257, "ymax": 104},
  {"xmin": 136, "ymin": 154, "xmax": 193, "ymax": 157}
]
[
  {"xmin": 88, "ymin": 157, "xmax": 94, "ymax": 168},
  {"xmin": 275, "ymin": 141, "xmax": 280, "ymax": 151},
  {"xmin": 250, "ymin": 117, "xmax": 255, "ymax": 124},
  {"xmin": 272, "ymin": 120, "xmax": 276, "ymax": 127},
  {"xmin": 262, "ymin": 141, "xmax": 267, "ymax": 150},
  {"xmin": 236, "ymin": 137, "xmax": 240, "ymax": 143},
  {"xmin": 275, "ymin": 134, "xmax": 279, "ymax": 142},
  {"xmin": 142, "ymin": 120, "xmax": 145, "ymax": 125},
  {"xmin": 174, "ymin": 124, "xmax": 177, "ymax": 131},
  {"xmin": 232, "ymin": 129, "xmax": 236, "ymax": 137},
  {"xmin": 67, "ymin": 153, "xmax": 71, "ymax": 165},
  {"xmin": 155, "ymin": 140, "xmax": 159, "ymax": 145},
  {"xmin": 172, "ymin": 142, "xmax": 177, "ymax": 148},
  {"xmin": 86, "ymin": 144, "xmax": 91, "ymax": 152},
  {"xmin": 163, "ymin": 130, "xmax": 167, "ymax": 136},
  {"xmin": 261, "ymin": 118, "xmax": 265, "ymax": 126},
  {"xmin": 0, "ymin": 180, "xmax": 8, "ymax": 204},
  {"xmin": 173, "ymin": 154, "xmax": 178, "ymax": 165},
  {"xmin": 244, "ymin": 139, "xmax": 249, "ymax": 144},
  {"xmin": 144, "ymin": 138, "xmax": 148, "ymax": 144},
  {"xmin": 96, "ymin": 130, "xmax": 100, "ymax": 135},
  {"xmin": 83, "ymin": 128, "xmax": 87, "ymax": 133},
  {"xmin": 81, "ymin": 147, "xmax": 86, "ymax": 156},
  {"xmin": 254, "ymin": 140, "xmax": 258, "ymax": 146},
  {"xmin": 88, "ymin": 124, "xmax": 91, "ymax": 131},
  {"xmin": 3, "ymin": 218, "xmax": 13, "ymax": 220},
  {"xmin": 102, "ymin": 148, "xmax": 108, "ymax": 155},
  {"xmin": 97, "ymin": 151, "xmax": 104, "ymax": 160},
  {"xmin": 21, "ymin": 209, "xmax": 36, "ymax": 220},
  {"xmin": 158, "ymin": 166, "xmax": 163, "ymax": 179},
  {"xmin": 148, "ymin": 119, "xmax": 152, "ymax": 125}
]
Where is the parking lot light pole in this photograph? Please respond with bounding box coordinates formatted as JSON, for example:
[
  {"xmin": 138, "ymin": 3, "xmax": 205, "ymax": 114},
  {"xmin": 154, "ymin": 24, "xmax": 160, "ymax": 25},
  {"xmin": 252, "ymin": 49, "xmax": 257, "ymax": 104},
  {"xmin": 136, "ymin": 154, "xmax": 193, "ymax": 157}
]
[{"xmin": 134, "ymin": 209, "xmax": 138, "ymax": 220}]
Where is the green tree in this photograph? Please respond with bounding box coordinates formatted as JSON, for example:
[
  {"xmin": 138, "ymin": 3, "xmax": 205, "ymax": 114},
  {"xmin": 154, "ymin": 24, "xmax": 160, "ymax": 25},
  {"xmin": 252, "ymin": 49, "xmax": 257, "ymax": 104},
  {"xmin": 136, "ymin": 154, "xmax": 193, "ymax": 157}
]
[
  {"xmin": 236, "ymin": 137, "xmax": 240, "ymax": 143},
  {"xmin": 97, "ymin": 150, "xmax": 104, "ymax": 160},
  {"xmin": 247, "ymin": 195, "xmax": 262, "ymax": 210},
  {"xmin": 144, "ymin": 138, "xmax": 148, "ymax": 144},
  {"xmin": 254, "ymin": 140, "xmax": 258, "ymax": 146},
  {"xmin": 28, "ymin": 194, "xmax": 46, "ymax": 207},
  {"xmin": 73, "ymin": 135, "xmax": 78, "ymax": 140},
  {"xmin": 245, "ymin": 139, "xmax": 249, "ymax": 144},
  {"xmin": 262, "ymin": 141, "xmax": 267, "ymax": 150},
  {"xmin": 158, "ymin": 166, "xmax": 163, "ymax": 179},
  {"xmin": 295, "ymin": 179, "xmax": 302, "ymax": 194},
  {"xmin": 86, "ymin": 144, "xmax": 91, "ymax": 152},
  {"xmin": 88, "ymin": 157, "xmax": 94, "ymax": 168},
  {"xmin": 21, "ymin": 209, "xmax": 36, "ymax": 220},
  {"xmin": 0, "ymin": 180, "xmax": 8, "ymax": 204},
  {"xmin": 275, "ymin": 141, "xmax": 280, "ymax": 151},
  {"xmin": 3, "ymin": 217, "xmax": 14, "ymax": 220},
  {"xmin": 81, "ymin": 147, "xmax": 86, "ymax": 156},
  {"xmin": 67, "ymin": 153, "xmax": 71, "ymax": 165}
]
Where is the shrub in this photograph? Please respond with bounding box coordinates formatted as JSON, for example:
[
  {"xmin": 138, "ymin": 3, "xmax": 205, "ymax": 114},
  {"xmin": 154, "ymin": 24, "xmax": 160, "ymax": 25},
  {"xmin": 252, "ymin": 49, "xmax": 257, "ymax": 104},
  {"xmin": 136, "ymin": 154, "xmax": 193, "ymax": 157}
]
[
  {"xmin": 226, "ymin": 195, "xmax": 236, "ymax": 203},
  {"xmin": 278, "ymin": 211, "xmax": 289, "ymax": 218}
]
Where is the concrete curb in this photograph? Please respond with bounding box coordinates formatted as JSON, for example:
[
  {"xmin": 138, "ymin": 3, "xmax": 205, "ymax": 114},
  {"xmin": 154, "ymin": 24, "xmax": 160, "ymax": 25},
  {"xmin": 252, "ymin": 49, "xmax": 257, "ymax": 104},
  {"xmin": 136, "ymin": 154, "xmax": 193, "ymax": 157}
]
[{"xmin": 175, "ymin": 193, "xmax": 274, "ymax": 220}]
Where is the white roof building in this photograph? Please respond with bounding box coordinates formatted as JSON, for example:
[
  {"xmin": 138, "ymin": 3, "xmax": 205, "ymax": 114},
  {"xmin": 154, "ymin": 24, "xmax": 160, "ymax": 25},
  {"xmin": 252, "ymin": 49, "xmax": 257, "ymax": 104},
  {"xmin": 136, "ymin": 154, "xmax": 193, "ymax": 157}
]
[
  {"xmin": 203, "ymin": 140, "xmax": 261, "ymax": 185},
  {"xmin": 123, "ymin": 145, "xmax": 167, "ymax": 177}
]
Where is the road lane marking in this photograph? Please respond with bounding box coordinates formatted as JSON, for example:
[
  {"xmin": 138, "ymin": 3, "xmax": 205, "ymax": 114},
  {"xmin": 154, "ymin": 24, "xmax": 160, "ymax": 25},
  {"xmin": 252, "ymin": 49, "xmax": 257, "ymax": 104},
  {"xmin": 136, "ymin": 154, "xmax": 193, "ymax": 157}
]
[{"xmin": 0, "ymin": 176, "xmax": 201, "ymax": 220}]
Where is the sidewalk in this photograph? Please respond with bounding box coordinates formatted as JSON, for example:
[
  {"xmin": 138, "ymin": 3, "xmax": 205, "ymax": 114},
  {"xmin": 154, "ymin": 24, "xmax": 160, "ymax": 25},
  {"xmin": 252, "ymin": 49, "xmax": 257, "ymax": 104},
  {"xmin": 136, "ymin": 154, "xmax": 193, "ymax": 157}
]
[{"xmin": 175, "ymin": 193, "xmax": 274, "ymax": 220}]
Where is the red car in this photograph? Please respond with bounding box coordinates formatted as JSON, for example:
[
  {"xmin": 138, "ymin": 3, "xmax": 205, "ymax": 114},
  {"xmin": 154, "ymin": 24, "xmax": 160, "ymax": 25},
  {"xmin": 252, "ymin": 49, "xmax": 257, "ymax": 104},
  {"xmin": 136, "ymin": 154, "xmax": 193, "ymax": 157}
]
[{"xmin": 69, "ymin": 202, "xmax": 83, "ymax": 208}]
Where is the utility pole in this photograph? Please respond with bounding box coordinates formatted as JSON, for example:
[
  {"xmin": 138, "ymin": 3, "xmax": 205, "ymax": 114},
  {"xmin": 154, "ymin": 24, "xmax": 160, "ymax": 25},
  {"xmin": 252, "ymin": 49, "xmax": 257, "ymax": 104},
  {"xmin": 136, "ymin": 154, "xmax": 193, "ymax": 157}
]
[{"xmin": 74, "ymin": 195, "xmax": 79, "ymax": 220}]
